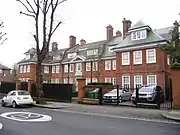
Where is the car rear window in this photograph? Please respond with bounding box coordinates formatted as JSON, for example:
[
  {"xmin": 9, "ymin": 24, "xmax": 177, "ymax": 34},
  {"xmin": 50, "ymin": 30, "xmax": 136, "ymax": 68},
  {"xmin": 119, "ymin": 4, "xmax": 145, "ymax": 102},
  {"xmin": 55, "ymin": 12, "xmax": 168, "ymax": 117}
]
[{"xmin": 18, "ymin": 91, "xmax": 30, "ymax": 95}]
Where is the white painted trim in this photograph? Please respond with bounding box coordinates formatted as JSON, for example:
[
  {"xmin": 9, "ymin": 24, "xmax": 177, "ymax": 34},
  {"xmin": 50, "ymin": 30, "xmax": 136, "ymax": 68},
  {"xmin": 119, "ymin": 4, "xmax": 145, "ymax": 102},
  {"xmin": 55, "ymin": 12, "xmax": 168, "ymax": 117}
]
[
  {"xmin": 129, "ymin": 26, "xmax": 151, "ymax": 32},
  {"xmin": 105, "ymin": 60, "xmax": 111, "ymax": 70},
  {"xmin": 69, "ymin": 64, "xmax": 74, "ymax": 72},
  {"xmin": 147, "ymin": 75, "xmax": 157, "ymax": 85},
  {"xmin": 134, "ymin": 75, "xmax": 143, "ymax": 88},
  {"xmin": 113, "ymin": 42, "xmax": 166, "ymax": 52},
  {"xmin": 122, "ymin": 76, "xmax": 130, "ymax": 88},
  {"xmin": 112, "ymin": 60, "xmax": 116, "ymax": 70},
  {"xmin": 70, "ymin": 55, "xmax": 86, "ymax": 62},
  {"xmin": 18, "ymin": 62, "xmax": 60, "ymax": 66},
  {"xmin": 122, "ymin": 52, "xmax": 130, "ymax": 65},
  {"xmin": 102, "ymin": 56, "xmax": 116, "ymax": 60},
  {"xmin": 133, "ymin": 50, "xmax": 142, "ymax": 65},
  {"xmin": 146, "ymin": 49, "xmax": 156, "ymax": 64}
]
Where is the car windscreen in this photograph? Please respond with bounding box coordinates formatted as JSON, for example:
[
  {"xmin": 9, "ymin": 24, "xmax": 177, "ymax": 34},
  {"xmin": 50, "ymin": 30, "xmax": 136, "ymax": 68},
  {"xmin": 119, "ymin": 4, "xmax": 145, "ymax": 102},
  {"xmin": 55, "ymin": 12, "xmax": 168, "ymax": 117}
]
[
  {"xmin": 110, "ymin": 89, "xmax": 123, "ymax": 93},
  {"xmin": 139, "ymin": 87, "xmax": 154, "ymax": 92},
  {"xmin": 18, "ymin": 91, "xmax": 30, "ymax": 95}
]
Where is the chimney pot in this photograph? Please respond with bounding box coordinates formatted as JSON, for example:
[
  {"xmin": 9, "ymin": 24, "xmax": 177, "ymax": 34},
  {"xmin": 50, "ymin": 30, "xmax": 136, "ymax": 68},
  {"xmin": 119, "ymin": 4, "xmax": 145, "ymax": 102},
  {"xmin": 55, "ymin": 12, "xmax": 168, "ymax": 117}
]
[
  {"xmin": 52, "ymin": 42, "xmax": 58, "ymax": 52},
  {"xmin": 116, "ymin": 30, "xmax": 122, "ymax": 37},
  {"xmin": 80, "ymin": 39, "xmax": 86, "ymax": 45}
]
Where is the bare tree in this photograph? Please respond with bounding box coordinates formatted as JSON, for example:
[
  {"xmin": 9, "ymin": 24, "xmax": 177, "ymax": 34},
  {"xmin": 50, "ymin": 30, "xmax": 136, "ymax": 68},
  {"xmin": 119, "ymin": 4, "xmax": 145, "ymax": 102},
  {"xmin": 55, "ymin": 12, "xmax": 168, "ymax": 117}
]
[
  {"xmin": 17, "ymin": 0, "xmax": 67, "ymax": 103},
  {"xmin": 0, "ymin": 20, "xmax": 7, "ymax": 45},
  {"xmin": 91, "ymin": 44, "xmax": 105, "ymax": 82},
  {"xmin": 12, "ymin": 63, "xmax": 18, "ymax": 82}
]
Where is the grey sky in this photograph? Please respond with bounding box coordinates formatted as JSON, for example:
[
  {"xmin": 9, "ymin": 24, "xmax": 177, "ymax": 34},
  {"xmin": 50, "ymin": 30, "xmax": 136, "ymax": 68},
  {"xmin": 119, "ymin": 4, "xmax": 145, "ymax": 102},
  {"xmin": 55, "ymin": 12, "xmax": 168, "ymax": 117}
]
[{"xmin": 0, "ymin": 0, "xmax": 179, "ymax": 68}]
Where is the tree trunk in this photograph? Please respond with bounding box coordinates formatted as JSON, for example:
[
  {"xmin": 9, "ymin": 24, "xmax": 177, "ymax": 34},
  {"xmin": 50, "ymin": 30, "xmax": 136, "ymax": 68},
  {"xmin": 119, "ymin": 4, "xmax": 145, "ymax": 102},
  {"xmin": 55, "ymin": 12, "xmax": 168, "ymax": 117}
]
[{"xmin": 36, "ymin": 62, "xmax": 44, "ymax": 104}]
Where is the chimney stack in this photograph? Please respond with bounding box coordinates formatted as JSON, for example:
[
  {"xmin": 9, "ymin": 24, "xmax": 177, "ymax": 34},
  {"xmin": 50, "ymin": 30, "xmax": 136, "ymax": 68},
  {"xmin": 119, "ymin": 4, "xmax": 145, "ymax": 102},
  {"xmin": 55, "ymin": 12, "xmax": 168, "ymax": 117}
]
[
  {"xmin": 122, "ymin": 18, "xmax": 132, "ymax": 39},
  {"xmin": 80, "ymin": 39, "xmax": 86, "ymax": 45},
  {"xmin": 51, "ymin": 42, "xmax": 58, "ymax": 52},
  {"xmin": 69, "ymin": 35, "xmax": 76, "ymax": 48},
  {"xmin": 106, "ymin": 24, "xmax": 114, "ymax": 41},
  {"xmin": 116, "ymin": 30, "xmax": 122, "ymax": 37}
]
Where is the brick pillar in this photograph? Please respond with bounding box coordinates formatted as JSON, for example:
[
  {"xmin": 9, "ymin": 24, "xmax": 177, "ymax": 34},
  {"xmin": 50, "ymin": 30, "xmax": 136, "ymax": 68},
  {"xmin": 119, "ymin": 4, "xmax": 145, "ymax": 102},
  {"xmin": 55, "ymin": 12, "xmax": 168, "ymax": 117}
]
[
  {"xmin": 28, "ymin": 79, "xmax": 34, "ymax": 93},
  {"xmin": 77, "ymin": 78, "xmax": 86, "ymax": 103},
  {"xmin": 171, "ymin": 69, "xmax": 180, "ymax": 108},
  {"xmin": 16, "ymin": 80, "xmax": 21, "ymax": 90}
]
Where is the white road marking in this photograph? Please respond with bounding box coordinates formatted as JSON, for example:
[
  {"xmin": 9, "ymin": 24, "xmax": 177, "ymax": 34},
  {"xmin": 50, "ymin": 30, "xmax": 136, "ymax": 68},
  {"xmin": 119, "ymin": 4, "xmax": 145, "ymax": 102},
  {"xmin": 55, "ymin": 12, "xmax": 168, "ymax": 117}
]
[
  {"xmin": 54, "ymin": 109, "xmax": 180, "ymax": 125},
  {"xmin": 0, "ymin": 123, "xmax": 3, "ymax": 130},
  {"xmin": 0, "ymin": 112, "xmax": 52, "ymax": 122}
]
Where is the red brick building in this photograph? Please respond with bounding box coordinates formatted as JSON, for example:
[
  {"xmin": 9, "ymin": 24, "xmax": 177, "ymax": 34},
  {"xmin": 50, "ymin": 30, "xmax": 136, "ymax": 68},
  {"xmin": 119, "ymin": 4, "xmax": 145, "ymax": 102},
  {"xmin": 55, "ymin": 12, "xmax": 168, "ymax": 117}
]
[
  {"xmin": 112, "ymin": 20, "xmax": 172, "ymax": 91},
  {"xmin": 17, "ymin": 18, "xmax": 172, "ymax": 92}
]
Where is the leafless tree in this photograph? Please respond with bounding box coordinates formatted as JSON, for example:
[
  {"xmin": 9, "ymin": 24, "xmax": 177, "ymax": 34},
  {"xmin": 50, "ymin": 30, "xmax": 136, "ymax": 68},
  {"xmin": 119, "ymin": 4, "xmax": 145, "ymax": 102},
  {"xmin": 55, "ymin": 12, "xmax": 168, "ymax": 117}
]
[
  {"xmin": 0, "ymin": 20, "xmax": 7, "ymax": 45},
  {"xmin": 91, "ymin": 44, "xmax": 105, "ymax": 82},
  {"xmin": 17, "ymin": 0, "xmax": 67, "ymax": 102}
]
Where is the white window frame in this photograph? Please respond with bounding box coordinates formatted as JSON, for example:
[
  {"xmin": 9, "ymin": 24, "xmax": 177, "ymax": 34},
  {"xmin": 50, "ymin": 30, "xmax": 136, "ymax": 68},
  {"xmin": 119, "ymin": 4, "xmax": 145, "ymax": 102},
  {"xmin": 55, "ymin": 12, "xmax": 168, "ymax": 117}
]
[
  {"xmin": 87, "ymin": 49, "xmax": 98, "ymax": 56},
  {"xmin": 147, "ymin": 75, "xmax": 157, "ymax": 86},
  {"xmin": 134, "ymin": 75, "xmax": 143, "ymax": 88},
  {"xmin": 92, "ymin": 62, "xmax": 98, "ymax": 71},
  {"xmin": 69, "ymin": 64, "xmax": 74, "ymax": 72},
  {"xmin": 44, "ymin": 66, "xmax": 49, "ymax": 73},
  {"xmin": 146, "ymin": 49, "xmax": 156, "ymax": 64},
  {"xmin": 131, "ymin": 30, "xmax": 147, "ymax": 40},
  {"xmin": 167, "ymin": 55, "xmax": 170, "ymax": 65},
  {"xmin": 64, "ymin": 78, "xmax": 68, "ymax": 84},
  {"xmin": 112, "ymin": 60, "xmax": 116, "ymax": 70},
  {"xmin": 52, "ymin": 66, "xmax": 56, "ymax": 73},
  {"xmin": 64, "ymin": 64, "xmax": 68, "ymax": 73},
  {"xmin": 133, "ymin": 50, "xmax": 142, "ymax": 64},
  {"xmin": 122, "ymin": 52, "xmax": 130, "ymax": 65},
  {"xmin": 69, "ymin": 78, "xmax": 74, "ymax": 84},
  {"xmin": 105, "ymin": 78, "xmax": 111, "ymax": 83},
  {"xmin": 0, "ymin": 69, "xmax": 2, "ymax": 74},
  {"xmin": 86, "ymin": 62, "xmax": 91, "ymax": 71},
  {"xmin": 27, "ymin": 65, "xmax": 30, "ymax": 72},
  {"xmin": 76, "ymin": 63, "xmax": 82, "ymax": 72},
  {"xmin": 20, "ymin": 66, "xmax": 23, "ymax": 73},
  {"xmin": 23, "ymin": 65, "xmax": 27, "ymax": 73},
  {"xmin": 122, "ymin": 76, "xmax": 130, "ymax": 89},
  {"xmin": 108, "ymin": 46, "xmax": 114, "ymax": 52},
  {"xmin": 55, "ymin": 66, "xmax": 60, "ymax": 73},
  {"xmin": 86, "ymin": 78, "xmax": 91, "ymax": 85},
  {"xmin": 68, "ymin": 53, "xmax": 77, "ymax": 58},
  {"xmin": 112, "ymin": 77, "xmax": 116, "ymax": 85},
  {"xmin": 92, "ymin": 78, "xmax": 98, "ymax": 82},
  {"xmin": 105, "ymin": 60, "xmax": 111, "ymax": 70}
]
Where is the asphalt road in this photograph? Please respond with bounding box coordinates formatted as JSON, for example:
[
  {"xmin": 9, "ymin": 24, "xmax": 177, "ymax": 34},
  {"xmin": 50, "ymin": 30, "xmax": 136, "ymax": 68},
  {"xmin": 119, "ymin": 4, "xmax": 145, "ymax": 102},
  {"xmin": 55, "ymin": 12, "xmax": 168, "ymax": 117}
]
[{"xmin": 0, "ymin": 106, "xmax": 179, "ymax": 135}]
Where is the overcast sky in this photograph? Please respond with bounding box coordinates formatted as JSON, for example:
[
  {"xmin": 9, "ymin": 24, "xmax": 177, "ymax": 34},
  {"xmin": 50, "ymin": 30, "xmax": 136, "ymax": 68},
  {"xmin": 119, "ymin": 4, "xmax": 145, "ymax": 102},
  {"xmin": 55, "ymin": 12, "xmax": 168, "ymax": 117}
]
[{"xmin": 0, "ymin": 0, "xmax": 180, "ymax": 68}]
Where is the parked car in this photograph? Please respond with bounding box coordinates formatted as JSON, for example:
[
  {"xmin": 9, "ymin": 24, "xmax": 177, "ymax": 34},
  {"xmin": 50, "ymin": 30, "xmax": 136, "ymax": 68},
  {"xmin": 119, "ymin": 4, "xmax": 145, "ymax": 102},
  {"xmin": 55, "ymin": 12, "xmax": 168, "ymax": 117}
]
[
  {"xmin": 131, "ymin": 85, "xmax": 164, "ymax": 105},
  {"xmin": 103, "ymin": 88, "xmax": 132, "ymax": 103},
  {"xmin": 1, "ymin": 90, "xmax": 34, "ymax": 108}
]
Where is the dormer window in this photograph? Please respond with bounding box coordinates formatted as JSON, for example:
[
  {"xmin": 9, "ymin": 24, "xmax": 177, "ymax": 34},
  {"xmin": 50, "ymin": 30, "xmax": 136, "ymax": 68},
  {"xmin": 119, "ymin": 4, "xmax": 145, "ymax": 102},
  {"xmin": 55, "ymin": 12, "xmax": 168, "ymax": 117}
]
[
  {"xmin": 131, "ymin": 30, "xmax": 147, "ymax": 40},
  {"xmin": 68, "ymin": 53, "xmax": 77, "ymax": 59},
  {"xmin": 87, "ymin": 49, "xmax": 98, "ymax": 56},
  {"xmin": 25, "ymin": 54, "xmax": 30, "ymax": 60}
]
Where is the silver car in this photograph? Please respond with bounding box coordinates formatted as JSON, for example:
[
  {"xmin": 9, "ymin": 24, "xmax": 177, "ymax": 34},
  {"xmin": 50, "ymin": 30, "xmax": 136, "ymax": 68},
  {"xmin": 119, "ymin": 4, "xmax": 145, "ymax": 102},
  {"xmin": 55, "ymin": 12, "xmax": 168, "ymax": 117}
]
[{"xmin": 103, "ymin": 88, "xmax": 132, "ymax": 103}]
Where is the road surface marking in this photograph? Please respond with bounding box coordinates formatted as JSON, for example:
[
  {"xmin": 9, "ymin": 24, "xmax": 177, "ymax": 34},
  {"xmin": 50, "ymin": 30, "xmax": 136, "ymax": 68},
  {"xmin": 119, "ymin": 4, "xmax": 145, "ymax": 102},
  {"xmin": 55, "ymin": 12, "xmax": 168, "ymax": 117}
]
[
  {"xmin": 0, "ymin": 112, "xmax": 52, "ymax": 122},
  {"xmin": 0, "ymin": 123, "xmax": 3, "ymax": 130},
  {"xmin": 54, "ymin": 109, "xmax": 180, "ymax": 125}
]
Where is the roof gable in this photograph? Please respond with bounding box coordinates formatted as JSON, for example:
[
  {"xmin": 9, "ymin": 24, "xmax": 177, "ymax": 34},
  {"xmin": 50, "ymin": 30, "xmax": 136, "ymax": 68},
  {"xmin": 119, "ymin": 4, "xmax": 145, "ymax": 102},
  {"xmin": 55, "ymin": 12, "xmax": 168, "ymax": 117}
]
[{"xmin": 70, "ymin": 55, "xmax": 86, "ymax": 62}]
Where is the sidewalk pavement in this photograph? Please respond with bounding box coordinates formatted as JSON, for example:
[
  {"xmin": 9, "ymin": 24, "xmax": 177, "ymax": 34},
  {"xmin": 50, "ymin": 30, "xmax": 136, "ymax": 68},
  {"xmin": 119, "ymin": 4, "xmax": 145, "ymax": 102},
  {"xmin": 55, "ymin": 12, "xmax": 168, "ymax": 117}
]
[
  {"xmin": 33, "ymin": 101, "xmax": 176, "ymax": 121},
  {"xmin": 161, "ymin": 110, "xmax": 180, "ymax": 122}
]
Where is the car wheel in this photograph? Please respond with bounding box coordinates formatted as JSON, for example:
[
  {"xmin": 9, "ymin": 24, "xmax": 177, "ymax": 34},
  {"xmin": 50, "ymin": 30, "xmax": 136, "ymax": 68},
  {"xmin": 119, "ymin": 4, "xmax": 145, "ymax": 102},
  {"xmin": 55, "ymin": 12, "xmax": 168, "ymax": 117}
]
[
  {"xmin": 1, "ymin": 100, "xmax": 6, "ymax": 107},
  {"xmin": 12, "ymin": 101, "xmax": 17, "ymax": 108},
  {"xmin": 132, "ymin": 101, "xmax": 137, "ymax": 105},
  {"xmin": 119, "ymin": 96, "xmax": 122, "ymax": 103}
]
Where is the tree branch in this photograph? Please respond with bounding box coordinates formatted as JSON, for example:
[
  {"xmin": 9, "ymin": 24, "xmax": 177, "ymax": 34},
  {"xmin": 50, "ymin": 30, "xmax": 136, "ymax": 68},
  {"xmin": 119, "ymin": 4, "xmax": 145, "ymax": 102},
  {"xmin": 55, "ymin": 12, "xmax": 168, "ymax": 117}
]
[
  {"xmin": 58, "ymin": 0, "xmax": 67, "ymax": 5},
  {"xmin": 20, "ymin": 11, "xmax": 35, "ymax": 18},
  {"xmin": 25, "ymin": 0, "xmax": 36, "ymax": 13},
  {"xmin": 16, "ymin": 0, "xmax": 35, "ymax": 14},
  {"xmin": 51, "ymin": 21, "xmax": 62, "ymax": 35}
]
